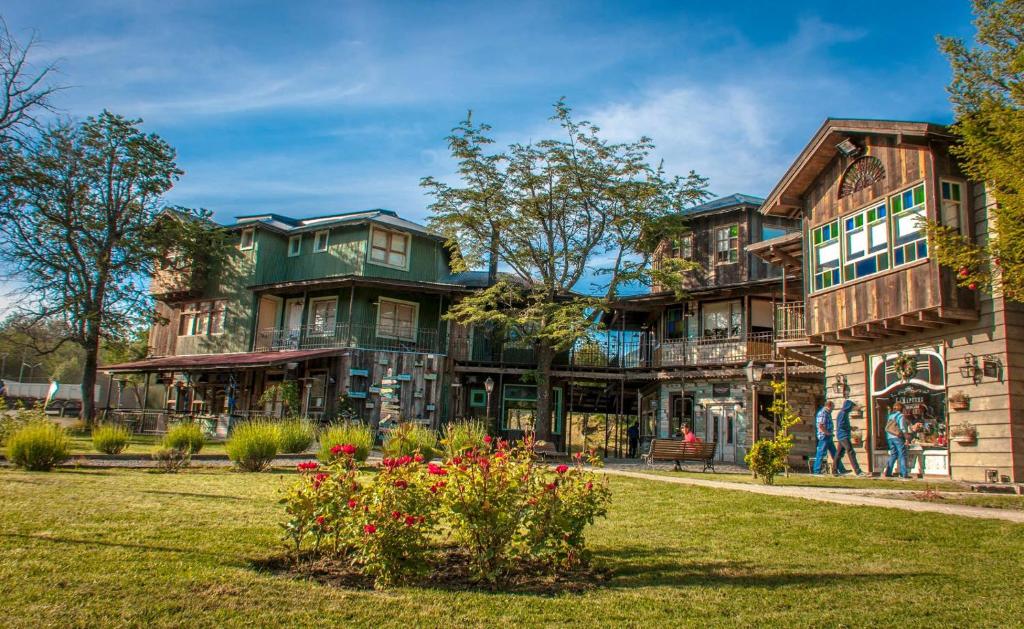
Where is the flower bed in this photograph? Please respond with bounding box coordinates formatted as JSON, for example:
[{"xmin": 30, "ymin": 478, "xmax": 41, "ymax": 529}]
[{"xmin": 277, "ymin": 436, "xmax": 610, "ymax": 590}]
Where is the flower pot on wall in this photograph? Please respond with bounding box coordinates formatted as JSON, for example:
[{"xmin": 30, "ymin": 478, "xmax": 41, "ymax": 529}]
[
  {"xmin": 953, "ymin": 434, "xmax": 977, "ymax": 445},
  {"xmin": 950, "ymin": 399, "xmax": 970, "ymax": 411}
]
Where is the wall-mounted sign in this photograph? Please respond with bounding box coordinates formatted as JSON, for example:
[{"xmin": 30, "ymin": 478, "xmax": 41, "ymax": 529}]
[
  {"xmin": 423, "ymin": 373, "xmax": 437, "ymax": 381},
  {"xmin": 396, "ymin": 373, "xmax": 413, "ymax": 381},
  {"xmin": 347, "ymin": 391, "xmax": 368, "ymax": 399},
  {"xmin": 712, "ymin": 383, "xmax": 731, "ymax": 398},
  {"xmin": 349, "ymin": 368, "xmax": 369, "ymax": 377},
  {"xmin": 425, "ymin": 403, "xmax": 436, "ymax": 411},
  {"xmin": 368, "ymin": 386, "xmax": 381, "ymax": 394}
]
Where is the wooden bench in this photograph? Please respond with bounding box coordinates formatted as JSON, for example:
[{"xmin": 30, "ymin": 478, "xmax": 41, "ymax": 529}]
[
  {"xmin": 642, "ymin": 439, "xmax": 717, "ymax": 472},
  {"xmin": 532, "ymin": 441, "xmax": 564, "ymax": 461}
]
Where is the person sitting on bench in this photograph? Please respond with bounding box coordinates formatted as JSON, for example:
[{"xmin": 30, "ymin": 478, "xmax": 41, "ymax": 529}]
[{"xmin": 682, "ymin": 425, "xmax": 700, "ymax": 443}]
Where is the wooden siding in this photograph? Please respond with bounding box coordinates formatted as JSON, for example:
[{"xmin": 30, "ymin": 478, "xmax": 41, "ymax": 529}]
[{"xmin": 804, "ymin": 136, "xmax": 976, "ymax": 337}]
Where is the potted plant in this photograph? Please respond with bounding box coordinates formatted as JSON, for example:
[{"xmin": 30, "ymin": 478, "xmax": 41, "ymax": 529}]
[
  {"xmin": 950, "ymin": 421, "xmax": 977, "ymax": 445},
  {"xmin": 849, "ymin": 404, "xmax": 864, "ymax": 420},
  {"xmin": 949, "ymin": 391, "xmax": 971, "ymax": 411}
]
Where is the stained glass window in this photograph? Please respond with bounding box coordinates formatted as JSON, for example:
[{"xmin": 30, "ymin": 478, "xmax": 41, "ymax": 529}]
[
  {"xmin": 843, "ymin": 202, "xmax": 889, "ymax": 281},
  {"xmin": 811, "ymin": 221, "xmax": 840, "ymax": 291},
  {"xmin": 891, "ymin": 183, "xmax": 927, "ymax": 267}
]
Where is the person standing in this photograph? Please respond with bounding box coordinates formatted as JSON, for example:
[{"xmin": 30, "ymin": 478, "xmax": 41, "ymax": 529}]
[
  {"xmin": 626, "ymin": 421, "xmax": 640, "ymax": 458},
  {"xmin": 884, "ymin": 402, "xmax": 910, "ymax": 478},
  {"xmin": 834, "ymin": 400, "xmax": 865, "ymax": 476},
  {"xmin": 813, "ymin": 401, "xmax": 848, "ymax": 475}
]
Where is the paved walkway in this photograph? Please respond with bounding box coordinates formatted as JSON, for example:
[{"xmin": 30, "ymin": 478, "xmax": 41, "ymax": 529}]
[{"xmin": 603, "ymin": 468, "xmax": 1024, "ymax": 524}]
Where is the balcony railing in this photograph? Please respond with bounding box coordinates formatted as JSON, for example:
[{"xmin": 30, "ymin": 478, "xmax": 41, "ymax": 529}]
[
  {"xmin": 253, "ymin": 323, "xmax": 446, "ymax": 355},
  {"xmin": 775, "ymin": 302, "xmax": 807, "ymax": 340},
  {"xmin": 451, "ymin": 332, "xmax": 773, "ymax": 369}
]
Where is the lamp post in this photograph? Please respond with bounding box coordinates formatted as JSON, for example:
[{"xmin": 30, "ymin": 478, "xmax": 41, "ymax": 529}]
[
  {"xmin": 484, "ymin": 376, "xmax": 495, "ymax": 433},
  {"xmin": 745, "ymin": 360, "xmax": 766, "ymax": 442}
]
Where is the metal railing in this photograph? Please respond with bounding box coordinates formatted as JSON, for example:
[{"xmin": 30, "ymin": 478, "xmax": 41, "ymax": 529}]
[
  {"xmin": 775, "ymin": 302, "xmax": 807, "ymax": 340},
  {"xmin": 450, "ymin": 332, "xmax": 773, "ymax": 369},
  {"xmin": 253, "ymin": 322, "xmax": 445, "ymax": 354}
]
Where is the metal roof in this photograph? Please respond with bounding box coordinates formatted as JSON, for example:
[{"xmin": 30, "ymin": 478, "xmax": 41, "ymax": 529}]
[{"xmin": 681, "ymin": 193, "xmax": 765, "ymax": 216}]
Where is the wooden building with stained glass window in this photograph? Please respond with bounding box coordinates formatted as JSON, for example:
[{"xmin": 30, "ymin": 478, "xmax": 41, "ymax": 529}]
[{"xmin": 754, "ymin": 118, "xmax": 1024, "ymax": 483}]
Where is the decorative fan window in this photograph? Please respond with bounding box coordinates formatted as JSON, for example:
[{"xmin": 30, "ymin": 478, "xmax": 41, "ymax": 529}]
[{"xmin": 838, "ymin": 156, "xmax": 885, "ymax": 198}]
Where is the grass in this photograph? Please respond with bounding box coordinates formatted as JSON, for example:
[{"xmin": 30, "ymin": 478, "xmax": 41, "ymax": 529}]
[
  {"xmin": 890, "ymin": 491, "xmax": 1024, "ymax": 511},
  {"xmin": 66, "ymin": 433, "xmax": 229, "ymax": 455},
  {"xmin": 647, "ymin": 468, "xmax": 967, "ymax": 492},
  {"xmin": 0, "ymin": 469, "xmax": 1021, "ymax": 627}
]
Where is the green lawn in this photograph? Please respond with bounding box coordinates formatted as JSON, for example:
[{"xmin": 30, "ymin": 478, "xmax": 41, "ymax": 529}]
[
  {"xmin": 647, "ymin": 469, "xmax": 967, "ymax": 492},
  {"xmin": 66, "ymin": 433, "xmax": 231, "ymax": 456},
  {"xmin": 0, "ymin": 469, "xmax": 1020, "ymax": 628},
  {"xmin": 888, "ymin": 491, "xmax": 1024, "ymax": 511}
]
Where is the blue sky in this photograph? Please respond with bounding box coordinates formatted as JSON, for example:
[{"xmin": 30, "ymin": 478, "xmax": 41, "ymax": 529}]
[{"xmin": 3, "ymin": 0, "xmax": 975, "ymax": 228}]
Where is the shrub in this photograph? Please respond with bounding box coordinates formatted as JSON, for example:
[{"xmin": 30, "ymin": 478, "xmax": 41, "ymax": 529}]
[
  {"xmin": 6, "ymin": 421, "xmax": 71, "ymax": 471},
  {"xmin": 152, "ymin": 447, "xmax": 190, "ymax": 473},
  {"xmin": 440, "ymin": 420, "xmax": 488, "ymax": 458},
  {"xmin": 744, "ymin": 382, "xmax": 802, "ymax": 485},
  {"xmin": 163, "ymin": 422, "xmax": 204, "ymax": 454},
  {"xmin": 277, "ymin": 418, "xmax": 316, "ymax": 454},
  {"xmin": 382, "ymin": 423, "xmax": 437, "ymax": 461},
  {"xmin": 92, "ymin": 423, "xmax": 131, "ymax": 454},
  {"xmin": 226, "ymin": 421, "xmax": 280, "ymax": 472},
  {"xmin": 0, "ymin": 399, "xmax": 43, "ymax": 446},
  {"xmin": 318, "ymin": 423, "xmax": 373, "ymax": 463}
]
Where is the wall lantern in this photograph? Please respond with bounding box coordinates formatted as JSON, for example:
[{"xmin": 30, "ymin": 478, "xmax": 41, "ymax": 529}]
[
  {"xmin": 744, "ymin": 361, "xmax": 765, "ymax": 384},
  {"xmin": 958, "ymin": 354, "xmax": 979, "ymax": 381},
  {"xmin": 831, "ymin": 374, "xmax": 848, "ymax": 395},
  {"xmin": 483, "ymin": 377, "xmax": 494, "ymax": 394},
  {"xmin": 451, "ymin": 377, "xmax": 462, "ymax": 389}
]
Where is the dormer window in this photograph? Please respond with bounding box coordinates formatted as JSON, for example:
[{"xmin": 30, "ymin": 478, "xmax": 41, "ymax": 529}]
[
  {"xmin": 239, "ymin": 228, "xmax": 255, "ymax": 250},
  {"xmin": 368, "ymin": 226, "xmax": 410, "ymax": 270},
  {"xmin": 313, "ymin": 230, "xmax": 330, "ymax": 253},
  {"xmin": 288, "ymin": 235, "xmax": 302, "ymax": 257}
]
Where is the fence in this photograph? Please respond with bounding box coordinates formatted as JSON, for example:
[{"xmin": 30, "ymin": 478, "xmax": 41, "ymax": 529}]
[
  {"xmin": 253, "ymin": 322, "xmax": 445, "ymax": 354},
  {"xmin": 775, "ymin": 302, "xmax": 807, "ymax": 340}
]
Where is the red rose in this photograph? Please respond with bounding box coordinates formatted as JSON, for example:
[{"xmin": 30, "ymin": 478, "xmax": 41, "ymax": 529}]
[
  {"xmin": 427, "ymin": 463, "xmax": 447, "ymax": 476},
  {"xmin": 330, "ymin": 444, "xmax": 343, "ymax": 456},
  {"xmin": 363, "ymin": 524, "xmax": 377, "ymax": 534},
  {"xmin": 341, "ymin": 444, "xmax": 356, "ymax": 456},
  {"xmin": 418, "ymin": 515, "xmax": 425, "ymax": 524},
  {"xmin": 315, "ymin": 515, "xmax": 326, "ymax": 526},
  {"xmin": 347, "ymin": 499, "xmax": 358, "ymax": 509},
  {"xmin": 483, "ymin": 435, "xmax": 493, "ymax": 444},
  {"xmin": 414, "ymin": 453, "xmax": 424, "ymax": 463},
  {"xmin": 586, "ymin": 481, "xmax": 593, "ymax": 490},
  {"xmin": 452, "ymin": 456, "xmax": 462, "ymax": 465},
  {"xmin": 555, "ymin": 464, "xmax": 569, "ymax": 474},
  {"xmin": 391, "ymin": 510, "xmax": 401, "ymax": 520},
  {"xmin": 312, "ymin": 473, "xmax": 328, "ymax": 489},
  {"xmin": 404, "ymin": 515, "xmax": 416, "ymax": 526},
  {"xmin": 546, "ymin": 482, "xmax": 557, "ymax": 491},
  {"xmin": 394, "ymin": 479, "xmax": 408, "ymax": 489},
  {"xmin": 297, "ymin": 461, "xmax": 319, "ymax": 472}
]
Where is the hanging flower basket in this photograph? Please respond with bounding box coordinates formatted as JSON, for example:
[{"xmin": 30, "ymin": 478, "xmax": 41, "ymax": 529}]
[
  {"xmin": 850, "ymin": 428, "xmax": 864, "ymax": 446},
  {"xmin": 893, "ymin": 353, "xmax": 917, "ymax": 381},
  {"xmin": 949, "ymin": 392, "xmax": 970, "ymax": 411},
  {"xmin": 849, "ymin": 405, "xmax": 864, "ymax": 420},
  {"xmin": 950, "ymin": 421, "xmax": 977, "ymax": 445}
]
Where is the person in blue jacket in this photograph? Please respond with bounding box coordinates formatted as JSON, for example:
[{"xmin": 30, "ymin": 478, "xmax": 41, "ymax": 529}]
[
  {"xmin": 813, "ymin": 401, "xmax": 848, "ymax": 475},
  {"xmin": 834, "ymin": 400, "xmax": 865, "ymax": 476}
]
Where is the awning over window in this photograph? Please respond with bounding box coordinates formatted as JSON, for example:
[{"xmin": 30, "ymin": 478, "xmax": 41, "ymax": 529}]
[{"xmin": 101, "ymin": 348, "xmax": 343, "ymax": 373}]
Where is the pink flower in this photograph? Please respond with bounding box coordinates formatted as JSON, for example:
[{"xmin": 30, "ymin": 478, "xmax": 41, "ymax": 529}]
[
  {"xmin": 586, "ymin": 481, "xmax": 593, "ymax": 490},
  {"xmin": 555, "ymin": 464, "xmax": 569, "ymax": 474},
  {"xmin": 363, "ymin": 524, "xmax": 377, "ymax": 534},
  {"xmin": 297, "ymin": 461, "xmax": 319, "ymax": 472},
  {"xmin": 340, "ymin": 444, "xmax": 356, "ymax": 456},
  {"xmin": 483, "ymin": 435, "xmax": 493, "ymax": 444}
]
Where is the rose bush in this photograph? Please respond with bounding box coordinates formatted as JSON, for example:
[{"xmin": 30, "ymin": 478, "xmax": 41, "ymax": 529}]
[{"xmin": 279, "ymin": 436, "xmax": 610, "ymax": 589}]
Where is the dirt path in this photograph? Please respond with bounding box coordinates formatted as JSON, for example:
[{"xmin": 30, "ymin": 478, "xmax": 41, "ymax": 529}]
[{"xmin": 603, "ymin": 468, "xmax": 1024, "ymax": 524}]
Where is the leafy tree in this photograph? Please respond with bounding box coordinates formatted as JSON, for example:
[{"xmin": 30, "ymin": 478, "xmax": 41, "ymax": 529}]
[
  {"xmin": 929, "ymin": 0, "xmax": 1024, "ymax": 300},
  {"xmin": 0, "ymin": 111, "xmax": 225, "ymax": 423},
  {"xmin": 745, "ymin": 381, "xmax": 801, "ymax": 485},
  {"xmin": 100, "ymin": 327, "xmax": 151, "ymax": 408},
  {"xmin": 0, "ymin": 314, "xmax": 84, "ymax": 383},
  {"xmin": 423, "ymin": 101, "xmax": 707, "ymax": 439}
]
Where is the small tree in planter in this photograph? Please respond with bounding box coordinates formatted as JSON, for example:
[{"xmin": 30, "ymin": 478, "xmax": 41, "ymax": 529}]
[
  {"xmin": 950, "ymin": 421, "xmax": 977, "ymax": 444},
  {"xmin": 744, "ymin": 381, "xmax": 801, "ymax": 485}
]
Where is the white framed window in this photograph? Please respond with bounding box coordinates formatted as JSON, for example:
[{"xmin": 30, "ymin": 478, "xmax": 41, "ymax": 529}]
[
  {"xmin": 842, "ymin": 202, "xmax": 889, "ymax": 282},
  {"xmin": 307, "ymin": 298, "xmax": 337, "ymax": 333},
  {"xmin": 377, "ymin": 298, "xmax": 418, "ymax": 341},
  {"xmin": 890, "ymin": 183, "xmax": 928, "ymax": 267},
  {"xmin": 702, "ymin": 300, "xmax": 742, "ymax": 338},
  {"xmin": 239, "ymin": 228, "xmax": 255, "ymax": 250},
  {"xmin": 672, "ymin": 234, "xmax": 694, "ymax": 259},
  {"xmin": 288, "ymin": 235, "xmax": 302, "ymax": 257},
  {"xmin": 715, "ymin": 225, "xmax": 739, "ymax": 264},
  {"xmin": 313, "ymin": 230, "xmax": 330, "ymax": 252},
  {"xmin": 811, "ymin": 221, "xmax": 841, "ymax": 291},
  {"xmin": 940, "ymin": 179, "xmax": 966, "ymax": 233},
  {"xmin": 368, "ymin": 226, "xmax": 410, "ymax": 270},
  {"xmin": 178, "ymin": 300, "xmax": 226, "ymax": 336}
]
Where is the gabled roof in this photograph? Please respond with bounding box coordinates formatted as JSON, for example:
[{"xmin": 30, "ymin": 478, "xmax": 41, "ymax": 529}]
[
  {"xmin": 230, "ymin": 209, "xmax": 444, "ymax": 241},
  {"xmin": 681, "ymin": 193, "xmax": 764, "ymax": 216},
  {"xmin": 761, "ymin": 118, "xmax": 954, "ymax": 217}
]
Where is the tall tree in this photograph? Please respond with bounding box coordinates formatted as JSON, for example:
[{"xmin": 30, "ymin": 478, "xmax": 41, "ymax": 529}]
[
  {"xmin": 0, "ymin": 111, "xmax": 224, "ymax": 423},
  {"xmin": 423, "ymin": 101, "xmax": 707, "ymax": 439},
  {"xmin": 0, "ymin": 18, "xmax": 61, "ymax": 146},
  {"xmin": 929, "ymin": 0, "xmax": 1024, "ymax": 300}
]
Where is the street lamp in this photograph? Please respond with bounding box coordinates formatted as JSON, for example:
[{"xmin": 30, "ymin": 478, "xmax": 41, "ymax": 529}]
[{"xmin": 484, "ymin": 377, "xmax": 495, "ymax": 432}]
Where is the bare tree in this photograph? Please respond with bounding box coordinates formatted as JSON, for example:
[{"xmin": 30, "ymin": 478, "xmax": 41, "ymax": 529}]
[{"xmin": 0, "ymin": 17, "xmax": 61, "ymax": 146}]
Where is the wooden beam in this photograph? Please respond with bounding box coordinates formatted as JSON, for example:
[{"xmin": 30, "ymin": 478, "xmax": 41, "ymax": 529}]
[
  {"xmin": 779, "ymin": 195, "xmax": 803, "ymax": 209},
  {"xmin": 938, "ymin": 306, "xmax": 979, "ymax": 321},
  {"xmin": 769, "ymin": 246, "xmax": 802, "ymax": 270},
  {"xmin": 882, "ymin": 319, "xmax": 915, "ymax": 333},
  {"xmin": 864, "ymin": 323, "xmax": 898, "ymax": 337},
  {"xmin": 852, "ymin": 325, "xmax": 882, "ymax": 339},
  {"xmin": 898, "ymin": 315, "xmax": 933, "ymax": 329}
]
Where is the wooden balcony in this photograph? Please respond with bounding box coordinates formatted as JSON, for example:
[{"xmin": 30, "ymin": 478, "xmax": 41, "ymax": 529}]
[{"xmin": 253, "ymin": 323, "xmax": 446, "ymax": 355}]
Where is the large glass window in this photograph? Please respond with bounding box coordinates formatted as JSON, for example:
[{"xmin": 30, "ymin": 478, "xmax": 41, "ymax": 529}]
[
  {"xmin": 812, "ymin": 221, "xmax": 841, "ymax": 291},
  {"xmin": 377, "ymin": 298, "xmax": 418, "ymax": 340},
  {"xmin": 702, "ymin": 300, "xmax": 742, "ymax": 338},
  {"xmin": 178, "ymin": 300, "xmax": 227, "ymax": 337},
  {"xmin": 672, "ymin": 234, "xmax": 694, "ymax": 259},
  {"xmin": 715, "ymin": 225, "xmax": 739, "ymax": 264},
  {"xmin": 308, "ymin": 298, "xmax": 337, "ymax": 333},
  {"xmin": 843, "ymin": 202, "xmax": 889, "ymax": 281},
  {"xmin": 369, "ymin": 226, "xmax": 410, "ymax": 269},
  {"xmin": 891, "ymin": 183, "xmax": 927, "ymax": 267}
]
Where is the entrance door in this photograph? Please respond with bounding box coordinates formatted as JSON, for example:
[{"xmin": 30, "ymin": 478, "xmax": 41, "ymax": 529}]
[{"xmin": 706, "ymin": 404, "xmax": 737, "ymax": 463}]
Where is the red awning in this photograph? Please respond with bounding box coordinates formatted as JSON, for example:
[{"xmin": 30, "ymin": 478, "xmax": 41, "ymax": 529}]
[{"xmin": 101, "ymin": 348, "xmax": 344, "ymax": 373}]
